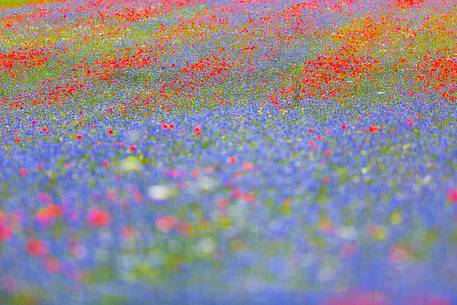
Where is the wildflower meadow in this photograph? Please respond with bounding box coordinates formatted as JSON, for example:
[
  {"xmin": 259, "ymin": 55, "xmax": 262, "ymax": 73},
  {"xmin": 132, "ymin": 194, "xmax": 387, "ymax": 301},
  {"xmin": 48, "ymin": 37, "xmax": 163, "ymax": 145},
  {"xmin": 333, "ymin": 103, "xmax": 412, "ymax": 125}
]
[{"xmin": 0, "ymin": 0, "xmax": 456, "ymax": 304}]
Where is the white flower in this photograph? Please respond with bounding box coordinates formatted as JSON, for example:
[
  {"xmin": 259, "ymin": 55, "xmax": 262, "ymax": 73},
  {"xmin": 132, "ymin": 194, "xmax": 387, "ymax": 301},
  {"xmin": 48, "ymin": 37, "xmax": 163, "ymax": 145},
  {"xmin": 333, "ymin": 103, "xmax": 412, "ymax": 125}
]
[
  {"xmin": 147, "ymin": 185, "xmax": 177, "ymax": 201},
  {"xmin": 197, "ymin": 238, "xmax": 216, "ymax": 254}
]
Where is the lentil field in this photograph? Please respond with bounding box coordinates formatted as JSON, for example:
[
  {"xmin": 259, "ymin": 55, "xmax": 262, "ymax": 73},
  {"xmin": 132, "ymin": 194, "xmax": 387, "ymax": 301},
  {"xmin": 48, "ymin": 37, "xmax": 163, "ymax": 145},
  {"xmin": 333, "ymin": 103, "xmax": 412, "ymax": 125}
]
[{"xmin": 0, "ymin": 0, "xmax": 457, "ymax": 304}]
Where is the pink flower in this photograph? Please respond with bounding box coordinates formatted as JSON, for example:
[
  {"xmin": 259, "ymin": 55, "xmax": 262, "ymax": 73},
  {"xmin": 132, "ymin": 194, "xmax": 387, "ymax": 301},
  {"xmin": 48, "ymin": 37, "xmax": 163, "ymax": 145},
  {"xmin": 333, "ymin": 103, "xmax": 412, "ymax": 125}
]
[{"xmin": 39, "ymin": 192, "xmax": 51, "ymax": 203}]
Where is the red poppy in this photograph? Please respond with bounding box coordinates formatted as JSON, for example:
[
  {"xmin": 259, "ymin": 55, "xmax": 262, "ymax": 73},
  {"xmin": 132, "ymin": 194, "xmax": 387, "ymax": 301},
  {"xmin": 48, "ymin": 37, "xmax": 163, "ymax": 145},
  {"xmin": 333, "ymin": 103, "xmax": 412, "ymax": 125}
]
[
  {"xmin": 194, "ymin": 126, "xmax": 202, "ymax": 136},
  {"xmin": 242, "ymin": 162, "xmax": 254, "ymax": 170},
  {"xmin": 217, "ymin": 199, "xmax": 229, "ymax": 209},
  {"xmin": 322, "ymin": 291, "xmax": 390, "ymax": 305},
  {"xmin": 340, "ymin": 243, "xmax": 357, "ymax": 258},
  {"xmin": 227, "ymin": 156, "xmax": 237, "ymax": 164},
  {"xmin": 121, "ymin": 226, "xmax": 136, "ymax": 240},
  {"xmin": 87, "ymin": 208, "xmax": 112, "ymax": 228},
  {"xmin": 369, "ymin": 126, "xmax": 380, "ymax": 133},
  {"xmin": 448, "ymin": 188, "xmax": 457, "ymax": 204},
  {"xmin": 26, "ymin": 239, "xmax": 48, "ymax": 257},
  {"xmin": 406, "ymin": 295, "xmax": 451, "ymax": 305},
  {"xmin": 155, "ymin": 215, "xmax": 178, "ymax": 232},
  {"xmin": 0, "ymin": 223, "xmax": 12, "ymax": 242},
  {"xmin": 44, "ymin": 256, "xmax": 61, "ymax": 273},
  {"xmin": 19, "ymin": 168, "xmax": 27, "ymax": 177},
  {"xmin": 35, "ymin": 204, "xmax": 62, "ymax": 225}
]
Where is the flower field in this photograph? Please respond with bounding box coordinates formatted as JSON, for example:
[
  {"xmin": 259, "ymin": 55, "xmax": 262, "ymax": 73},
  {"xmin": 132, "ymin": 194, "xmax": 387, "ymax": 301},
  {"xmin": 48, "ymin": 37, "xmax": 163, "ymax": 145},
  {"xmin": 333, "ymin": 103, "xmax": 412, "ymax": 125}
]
[{"xmin": 0, "ymin": 0, "xmax": 456, "ymax": 304}]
